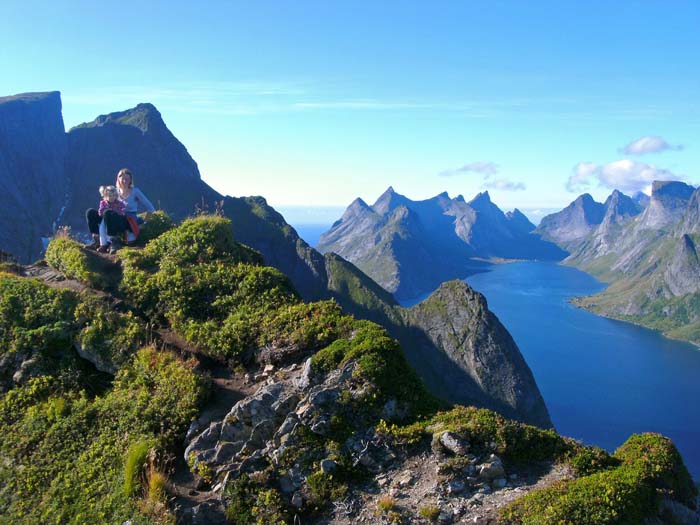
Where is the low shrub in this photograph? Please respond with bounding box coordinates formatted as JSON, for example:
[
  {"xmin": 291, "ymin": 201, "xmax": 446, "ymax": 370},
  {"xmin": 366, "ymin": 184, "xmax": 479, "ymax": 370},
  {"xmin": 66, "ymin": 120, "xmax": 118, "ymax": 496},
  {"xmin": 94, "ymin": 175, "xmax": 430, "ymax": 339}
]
[
  {"xmin": 45, "ymin": 237, "xmax": 105, "ymax": 288},
  {"xmin": 500, "ymin": 433, "xmax": 698, "ymax": 524},
  {"xmin": 137, "ymin": 210, "xmax": 174, "ymax": 244}
]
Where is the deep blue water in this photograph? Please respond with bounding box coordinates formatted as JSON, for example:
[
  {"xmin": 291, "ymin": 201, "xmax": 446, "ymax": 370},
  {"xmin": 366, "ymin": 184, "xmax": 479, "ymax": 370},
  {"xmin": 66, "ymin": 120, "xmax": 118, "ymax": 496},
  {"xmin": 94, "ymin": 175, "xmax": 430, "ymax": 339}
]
[
  {"xmin": 292, "ymin": 223, "xmax": 330, "ymax": 248},
  {"xmin": 407, "ymin": 261, "xmax": 700, "ymax": 480}
]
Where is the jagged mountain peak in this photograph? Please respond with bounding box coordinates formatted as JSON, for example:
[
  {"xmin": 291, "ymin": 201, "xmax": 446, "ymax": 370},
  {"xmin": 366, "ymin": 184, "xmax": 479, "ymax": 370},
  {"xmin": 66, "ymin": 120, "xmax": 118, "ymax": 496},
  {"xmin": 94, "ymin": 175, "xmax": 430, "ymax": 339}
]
[
  {"xmin": 573, "ymin": 193, "xmax": 599, "ymax": 207},
  {"xmin": 506, "ymin": 209, "xmax": 536, "ymax": 233},
  {"xmin": 372, "ymin": 186, "xmax": 411, "ymax": 215},
  {"xmin": 602, "ymin": 189, "xmax": 641, "ymax": 221},
  {"xmin": 73, "ymin": 102, "xmax": 166, "ymax": 134},
  {"xmin": 469, "ymin": 190, "xmax": 492, "ymax": 206}
]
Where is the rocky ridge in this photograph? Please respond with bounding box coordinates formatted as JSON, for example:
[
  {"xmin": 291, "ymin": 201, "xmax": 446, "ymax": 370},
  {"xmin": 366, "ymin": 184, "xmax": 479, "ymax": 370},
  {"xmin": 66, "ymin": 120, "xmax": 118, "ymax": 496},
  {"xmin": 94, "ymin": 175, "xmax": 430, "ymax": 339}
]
[
  {"xmin": 544, "ymin": 182, "xmax": 700, "ymax": 344},
  {"xmin": 318, "ymin": 188, "xmax": 565, "ymax": 301},
  {"xmin": 0, "ymin": 91, "xmax": 552, "ymax": 427}
]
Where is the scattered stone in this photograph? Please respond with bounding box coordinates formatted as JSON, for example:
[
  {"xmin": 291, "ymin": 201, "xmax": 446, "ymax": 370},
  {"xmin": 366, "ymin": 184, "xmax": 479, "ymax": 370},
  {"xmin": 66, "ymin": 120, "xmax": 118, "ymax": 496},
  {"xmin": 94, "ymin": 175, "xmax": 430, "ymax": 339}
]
[
  {"xmin": 263, "ymin": 364, "xmax": 275, "ymax": 374},
  {"xmin": 320, "ymin": 459, "xmax": 337, "ymax": 474},
  {"xmin": 477, "ymin": 455, "xmax": 505, "ymax": 481},
  {"xmin": 396, "ymin": 472, "xmax": 413, "ymax": 487},
  {"xmin": 189, "ymin": 501, "xmax": 226, "ymax": 525},
  {"xmin": 492, "ymin": 478, "xmax": 507, "ymax": 489},
  {"xmin": 437, "ymin": 508, "xmax": 453, "ymax": 524},
  {"xmin": 296, "ymin": 358, "xmax": 314, "ymax": 389},
  {"xmin": 439, "ymin": 431, "xmax": 470, "ymax": 455},
  {"xmin": 447, "ymin": 480, "xmax": 465, "ymax": 494}
]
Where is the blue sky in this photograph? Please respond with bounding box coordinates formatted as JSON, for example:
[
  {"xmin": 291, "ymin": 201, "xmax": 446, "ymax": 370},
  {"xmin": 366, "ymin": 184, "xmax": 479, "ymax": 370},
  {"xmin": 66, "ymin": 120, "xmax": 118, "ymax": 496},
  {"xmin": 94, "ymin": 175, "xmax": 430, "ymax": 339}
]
[{"xmin": 2, "ymin": 0, "xmax": 699, "ymax": 219}]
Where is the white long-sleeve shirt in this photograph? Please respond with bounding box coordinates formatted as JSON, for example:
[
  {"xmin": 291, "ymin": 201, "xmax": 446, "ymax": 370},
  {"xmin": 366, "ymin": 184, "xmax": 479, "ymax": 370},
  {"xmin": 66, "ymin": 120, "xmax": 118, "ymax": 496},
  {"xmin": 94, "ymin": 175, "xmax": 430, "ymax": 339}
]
[{"xmin": 120, "ymin": 187, "xmax": 155, "ymax": 215}]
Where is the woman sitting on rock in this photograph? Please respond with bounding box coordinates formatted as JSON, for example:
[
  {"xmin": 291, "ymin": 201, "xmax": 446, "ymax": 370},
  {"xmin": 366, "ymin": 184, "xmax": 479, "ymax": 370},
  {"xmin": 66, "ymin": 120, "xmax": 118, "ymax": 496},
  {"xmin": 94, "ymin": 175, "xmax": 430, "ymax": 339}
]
[{"xmin": 86, "ymin": 168, "xmax": 155, "ymax": 251}]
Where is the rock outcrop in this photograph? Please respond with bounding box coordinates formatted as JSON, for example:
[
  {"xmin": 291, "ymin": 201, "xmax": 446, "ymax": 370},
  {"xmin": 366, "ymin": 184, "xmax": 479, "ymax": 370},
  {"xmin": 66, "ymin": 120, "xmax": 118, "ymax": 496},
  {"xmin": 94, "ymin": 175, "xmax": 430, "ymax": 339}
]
[{"xmin": 402, "ymin": 281, "xmax": 551, "ymax": 428}]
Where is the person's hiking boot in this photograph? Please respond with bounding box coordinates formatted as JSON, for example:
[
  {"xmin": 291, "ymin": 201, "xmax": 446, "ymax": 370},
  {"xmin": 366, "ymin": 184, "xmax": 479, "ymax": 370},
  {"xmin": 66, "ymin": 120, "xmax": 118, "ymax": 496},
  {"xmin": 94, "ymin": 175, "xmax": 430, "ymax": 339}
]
[
  {"xmin": 97, "ymin": 244, "xmax": 110, "ymax": 253},
  {"xmin": 109, "ymin": 237, "xmax": 122, "ymax": 254},
  {"xmin": 85, "ymin": 234, "xmax": 99, "ymax": 250}
]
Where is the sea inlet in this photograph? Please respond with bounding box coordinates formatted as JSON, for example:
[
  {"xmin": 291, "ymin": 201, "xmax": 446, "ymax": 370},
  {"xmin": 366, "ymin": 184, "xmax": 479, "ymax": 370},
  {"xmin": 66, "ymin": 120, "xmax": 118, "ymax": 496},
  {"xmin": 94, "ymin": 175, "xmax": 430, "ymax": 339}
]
[{"xmin": 404, "ymin": 261, "xmax": 700, "ymax": 480}]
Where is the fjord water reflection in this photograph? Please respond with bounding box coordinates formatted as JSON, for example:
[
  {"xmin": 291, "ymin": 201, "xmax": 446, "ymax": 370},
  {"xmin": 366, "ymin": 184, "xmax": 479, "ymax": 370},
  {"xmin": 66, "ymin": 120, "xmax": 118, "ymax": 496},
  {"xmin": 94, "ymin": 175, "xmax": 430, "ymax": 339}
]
[
  {"xmin": 465, "ymin": 262, "xmax": 700, "ymax": 479},
  {"xmin": 406, "ymin": 261, "xmax": 700, "ymax": 480}
]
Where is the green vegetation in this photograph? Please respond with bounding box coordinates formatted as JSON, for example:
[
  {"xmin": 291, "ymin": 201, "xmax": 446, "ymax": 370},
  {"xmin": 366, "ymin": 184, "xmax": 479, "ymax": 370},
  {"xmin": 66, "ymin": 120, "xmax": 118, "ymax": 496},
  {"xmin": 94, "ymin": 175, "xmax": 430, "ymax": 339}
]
[
  {"xmin": 121, "ymin": 215, "xmax": 355, "ymax": 361},
  {"xmin": 3, "ymin": 212, "xmax": 696, "ymax": 524},
  {"xmin": 500, "ymin": 433, "xmax": 697, "ymax": 524},
  {"xmin": 137, "ymin": 210, "xmax": 174, "ymax": 243},
  {"xmin": 419, "ymin": 504, "xmax": 440, "ymax": 521},
  {"xmin": 377, "ymin": 405, "xmax": 571, "ymax": 465},
  {"xmin": 45, "ymin": 237, "xmax": 106, "ymax": 288},
  {"xmin": 0, "ymin": 273, "xmax": 78, "ymax": 358},
  {"xmin": 225, "ymin": 475, "xmax": 289, "ymax": 525},
  {"xmin": 0, "ymin": 347, "xmax": 206, "ymax": 524},
  {"xmin": 313, "ymin": 320, "xmax": 440, "ymax": 418}
]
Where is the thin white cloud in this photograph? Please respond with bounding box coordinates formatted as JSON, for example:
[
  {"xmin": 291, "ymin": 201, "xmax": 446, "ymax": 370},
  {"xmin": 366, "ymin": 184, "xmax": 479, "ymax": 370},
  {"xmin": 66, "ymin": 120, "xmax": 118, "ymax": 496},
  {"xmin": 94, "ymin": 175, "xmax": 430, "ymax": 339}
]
[
  {"xmin": 567, "ymin": 159, "xmax": 679, "ymax": 193},
  {"xmin": 439, "ymin": 162, "xmax": 500, "ymax": 177},
  {"xmin": 621, "ymin": 136, "xmax": 683, "ymax": 155},
  {"xmin": 483, "ymin": 178, "xmax": 526, "ymax": 191}
]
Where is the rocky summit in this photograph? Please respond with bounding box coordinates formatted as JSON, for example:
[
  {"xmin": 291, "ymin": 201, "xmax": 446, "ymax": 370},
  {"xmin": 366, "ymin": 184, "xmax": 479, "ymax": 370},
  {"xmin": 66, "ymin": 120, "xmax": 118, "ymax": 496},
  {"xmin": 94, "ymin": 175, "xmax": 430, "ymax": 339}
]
[
  {"xmin": 1, "ymin": 215, "xmax": 696, "ymax": 524},
  {"xmin": 0, "ymin": 90, "xmax": 555, "ymax": 431}
]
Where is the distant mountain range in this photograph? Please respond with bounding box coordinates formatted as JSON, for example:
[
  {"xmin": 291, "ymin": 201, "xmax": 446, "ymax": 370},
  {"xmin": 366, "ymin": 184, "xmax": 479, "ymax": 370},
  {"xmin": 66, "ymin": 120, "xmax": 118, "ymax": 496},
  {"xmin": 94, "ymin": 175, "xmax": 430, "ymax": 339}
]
[
  {"xmin": 539, "ymin": 181, "xmax": 700, "ymax": 344},
  {"xmin": 317, "ymin": 187, "xmax": 566, "ymax": 300},
  {"xmin": 0, "ymin": 91, "xmax": 551, "ymax": 427}
]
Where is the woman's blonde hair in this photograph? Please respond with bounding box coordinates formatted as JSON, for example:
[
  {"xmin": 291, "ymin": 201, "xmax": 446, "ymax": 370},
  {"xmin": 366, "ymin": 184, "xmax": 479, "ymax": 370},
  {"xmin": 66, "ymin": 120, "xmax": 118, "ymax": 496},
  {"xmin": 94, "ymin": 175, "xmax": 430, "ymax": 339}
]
[{"xmin": 116, "ymin": 168, "xmax": 134, "ymax": 189}]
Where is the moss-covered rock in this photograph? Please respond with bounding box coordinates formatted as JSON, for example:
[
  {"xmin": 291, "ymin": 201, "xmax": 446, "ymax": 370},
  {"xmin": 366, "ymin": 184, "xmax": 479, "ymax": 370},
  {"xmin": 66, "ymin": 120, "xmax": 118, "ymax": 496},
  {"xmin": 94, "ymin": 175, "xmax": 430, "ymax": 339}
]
[
  {"xmin": 45, "ymin": 237, "xmax": 107, "ymax": 288},
  {"xmin": 500, "ymin": 433, "xmax": 698, "ymax": 524}
]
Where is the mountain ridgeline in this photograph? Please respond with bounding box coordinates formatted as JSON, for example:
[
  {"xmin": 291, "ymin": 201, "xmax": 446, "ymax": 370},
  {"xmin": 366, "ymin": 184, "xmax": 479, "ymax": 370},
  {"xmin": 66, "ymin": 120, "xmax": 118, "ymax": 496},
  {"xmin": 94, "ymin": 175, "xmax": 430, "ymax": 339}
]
[
  {"xmin": 0, "ymin": 90, "xmax": 551, "ymax": 430},
  {"xmin": 538, "ymin": 181, "xmax": 700, "ymax": 344},
  {"xmin": 1, "ymin": 90, "xmax": 699, "ymax": 524},
  {"xmin": 317, "ymin": 187, "xmax": 566, "ymax": 301}
]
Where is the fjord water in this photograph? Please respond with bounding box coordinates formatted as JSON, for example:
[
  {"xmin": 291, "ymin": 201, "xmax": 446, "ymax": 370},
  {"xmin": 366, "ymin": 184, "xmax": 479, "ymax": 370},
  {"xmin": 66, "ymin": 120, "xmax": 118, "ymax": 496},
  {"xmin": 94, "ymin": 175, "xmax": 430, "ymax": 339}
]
[{"xmin": 458, "ymin": 261, "xmax": 700, "ymax": 480}]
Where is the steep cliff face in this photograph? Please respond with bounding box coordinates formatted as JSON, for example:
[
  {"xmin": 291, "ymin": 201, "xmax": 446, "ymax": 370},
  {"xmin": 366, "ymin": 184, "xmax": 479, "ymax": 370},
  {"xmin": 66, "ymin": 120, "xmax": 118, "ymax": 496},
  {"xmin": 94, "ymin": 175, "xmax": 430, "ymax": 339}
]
[
  {"xmin": 663, "ymin": 234, "xmax": 700, "ymax": 297},
  {"xmin": 63, "ymin": 103, "xmax": 220, "ymax": 231},
  {"xmin": 402, "ymin": 281, "xmax": 551, "ymax": 428},
  {"xmin": 0, "ymin": 92, "xmax": 67, "ymax": 262},
  {"xmin": 636, "ymin": 181, "xmax": 694, "ymax": 231}
]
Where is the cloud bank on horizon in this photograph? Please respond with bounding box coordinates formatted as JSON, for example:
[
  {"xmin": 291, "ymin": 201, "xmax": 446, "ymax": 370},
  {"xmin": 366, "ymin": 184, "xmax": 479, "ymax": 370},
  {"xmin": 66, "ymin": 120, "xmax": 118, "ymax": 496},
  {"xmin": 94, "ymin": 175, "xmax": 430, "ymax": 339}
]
[
  {"xmin": 621, "ymin": 136, "xmax": 683, "ymax": 156},
  {"xmin": 567, "ymin": 135, "xmax": 688, "ymax": 195},
  {"xmin": 439, "ymin": 161, "xmax": 525, "ymax": 192},
  {"xmin": 567, "ymin": 160, "xmax": 679, "ymax": 194}
]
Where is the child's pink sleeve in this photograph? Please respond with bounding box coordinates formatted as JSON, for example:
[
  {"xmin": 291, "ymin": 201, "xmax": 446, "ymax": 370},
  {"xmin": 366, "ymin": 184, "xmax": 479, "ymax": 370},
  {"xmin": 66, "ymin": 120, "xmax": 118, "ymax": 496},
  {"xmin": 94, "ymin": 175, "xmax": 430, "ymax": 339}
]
[{"xmin": 98, "ymin": 200, "xmax": 108, "ymax": 216}]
